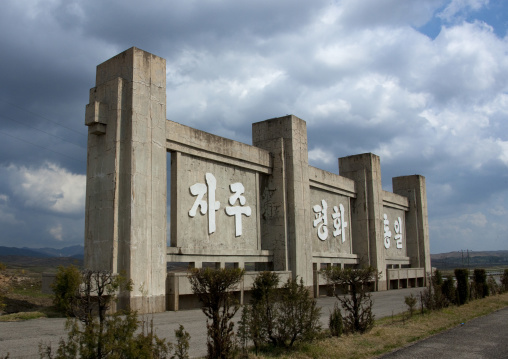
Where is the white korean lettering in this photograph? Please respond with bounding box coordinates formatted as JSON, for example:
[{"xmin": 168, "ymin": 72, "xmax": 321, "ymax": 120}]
[
  {"xmin": 188, "ymin": 183, "xmax": 207, "ymax": 217},
  {"xmin": 394, "ymin": 217, "xmax": 403, "ymax": 249},
  {"xmin": 313, "ymin": 200, "xmax": 328, "ymax": 241},
  {"xmin": 188, "ymin": 173, "xmax": 220, "ymax": 234},
  {"xmin": 383, "ymin": 214, "xmax": 391, "ymax": 249},
  {"xmin": 332, "ymin": 204, "xmax": 348, "ymax": 243},
  {"xmin": 225, "ymin": 182, "xmax": 251, "ymax": 237}
]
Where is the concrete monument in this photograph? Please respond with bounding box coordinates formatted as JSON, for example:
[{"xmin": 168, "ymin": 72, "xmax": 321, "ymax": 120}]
[{"xmin": 84, "ymin": 48, "xmax": 431, "ymax": 313}]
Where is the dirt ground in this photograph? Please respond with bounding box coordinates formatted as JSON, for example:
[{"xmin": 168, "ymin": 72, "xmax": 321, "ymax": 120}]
[{"xmin": 0, "ymin": 271, "xmax": 54, "ymax": 315}]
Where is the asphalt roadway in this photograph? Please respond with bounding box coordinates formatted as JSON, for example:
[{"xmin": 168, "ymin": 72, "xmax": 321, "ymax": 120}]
[
  {"xmin": 378, "ymin": 306, "xmax": 508, "ymax": 359},
  {"xmin": 1, "ymin": 287, "xmax": 505, "ymax": 358}
]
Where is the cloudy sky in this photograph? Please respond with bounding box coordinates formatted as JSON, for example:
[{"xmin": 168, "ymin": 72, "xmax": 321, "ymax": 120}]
[{"xmin": 1, "ymin": 0, "xmax": 507, "ymax": 254}]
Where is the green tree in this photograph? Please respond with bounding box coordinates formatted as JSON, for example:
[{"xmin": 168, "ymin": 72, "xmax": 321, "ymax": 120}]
[
  {"xmin": 455, "ymin": 268, "xmax": 470, "ymax": 305},
  {"xmin": 322, "ymin": 266, "xmax": 379, "ymax": 334},
  {"xmin": 441, "ymin": 275, "xmax": 456, "ymax": 305},
  {"xmin": 188, "ymin": 267, "xmax": 244, "ymax": 359},
  {"xmin": 274, "ymin": 277, "xmax": 321, "ymax": 347},
  {"xmin": 502, "ymin": 269, "xmax": 508, "ymax": 293},
  {"xmin": 404, "ymin": 293, "xmax": 417, "ymax": 317},
  {"xmin": 247, "ymin": 271, "xmax": 279, "ymax": 351},
  {"xmin": 487, "ymin": 275, "xmax": 499, "ymax": 295},
  {"xmin": 245, "ymin": 272, "xmax": 321, "ymax": 349},
  {"xmin": 173, "ymin": 324, "xmax": 191, "ymax": 359},
  {"xmin": 51, "ymin": 265, "xmax": 81, "ymax": 315},
  {"xmin": 41, "ymin": 269, "xmax": 173, "ymax": 358},
  {"xmin": 328, "ymin": 302, "xmax": 343, "ymax": 337},
  {"xmin": 421, "ymin": 270, "xmax": 450, "ymax": 310},
  {"xmin": 472, "ymin": 268, "xmax": 489, "ymax": 299}
]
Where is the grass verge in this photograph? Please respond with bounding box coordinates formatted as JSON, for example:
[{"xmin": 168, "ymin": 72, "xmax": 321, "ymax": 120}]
[
  {"xmin": 250, "ymin": 292, "xmax": 508, "ymax": 359},
  {"xmin": 0, "ymin": 311, "xmax": 47, "ymax": 322}
]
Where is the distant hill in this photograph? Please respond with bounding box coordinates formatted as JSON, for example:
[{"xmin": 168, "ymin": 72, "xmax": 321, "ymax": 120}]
[
  {"xmin": 0, "ymin": 255, "xmax": 83, "ymax": 271},
  {"xmin": 0, "ymin": 245, "xmax": 84, "ymax": 259},
  {"xmin": 0, "ymin": 245, "xmax": 84, "ymax": 271},
  {"xmin": 431, "ymin": 250, "xmax": 508, "ymax": 269}
]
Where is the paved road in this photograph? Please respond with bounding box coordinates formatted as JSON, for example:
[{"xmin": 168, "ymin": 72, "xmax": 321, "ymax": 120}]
[
  {"xmin": 378, "ymin": 307, "xmax": 508, "ymax": 359},
  {"xmin": 0, "ymin": 287, "xmax": 434, "ymax": 358}
]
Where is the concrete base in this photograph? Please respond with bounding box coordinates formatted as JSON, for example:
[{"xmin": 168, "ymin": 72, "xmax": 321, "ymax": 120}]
[{"xmin": 118, "ymin": 294, "xmax": 166, "ymax": 314}]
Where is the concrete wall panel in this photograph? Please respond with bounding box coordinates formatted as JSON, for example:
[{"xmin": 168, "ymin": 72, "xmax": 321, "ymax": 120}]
[
  {"xmin": 171, "ymin": 153, "xmax": 260, "ymax": 252},
  {"xmin": 310, "ymin": 188, "xmax": 352, "ymax": 255}
]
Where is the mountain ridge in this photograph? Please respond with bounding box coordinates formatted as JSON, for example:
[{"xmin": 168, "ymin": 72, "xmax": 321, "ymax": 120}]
[{"xmin": 0, "ymin": 245, "xmax": 84, "ymax": 259}]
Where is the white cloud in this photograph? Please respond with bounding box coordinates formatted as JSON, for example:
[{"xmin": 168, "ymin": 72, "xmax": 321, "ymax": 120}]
[
  {"xmin": 49, "ymin": 223, "xmax": 63, "ymax": 241},
  {"xmin": 308, "ymin": 148, "xmax": 334, "ymax": 165},
  {"xmin": 0, "ymin": 194, "xmax": 19, "ymax": 225},
  {"xmin": 489, "ymin": 206, "xmax": 507, "ymax": 216},
  {"xmin": 438, "ymin": 0, "xmax": 489, "ymax": 22},
  {"xmin": 2, "ymin": 162, "xmax": 85, "ymax": 215}
]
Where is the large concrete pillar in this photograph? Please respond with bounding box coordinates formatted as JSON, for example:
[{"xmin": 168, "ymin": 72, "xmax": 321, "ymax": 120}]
[
  {"xmin": 338, "ymin": 153, "xmax": 386, "ymax": 290},
  {"xmin": 84, "ymin": 47, "xmax": 167, "ymax": 313},
  {"xmin": 252, "ymin": 115, "xmax": 313, "ymax": 286},
  {"xmin": 392, "ymin": 175, "xmax": 431, "ymax": 283}
]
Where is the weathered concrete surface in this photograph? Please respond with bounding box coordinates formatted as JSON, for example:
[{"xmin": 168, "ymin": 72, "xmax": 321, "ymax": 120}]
[
  {"xmin": 393, "ymin": 175, "xmax": 431, "ymax": 284},
  {"xmin": 84, "ymin": 47, "xmax": 167, "ymax": 313},
  {"xmin": 83, "ymin": 48, "xmax": 431, "ymax": 313},
  {"xmin": 253, "ymin": 115, "xmax": 313, "ymax": 286},
  {"xmin": 0, "ymin": 288, "xmax": 424, "ymax": 359},
  {"xmin": 339, "ymin": 153, "xmax": 387, "ymax": 290},
  {"xmin": 379, "ymin": 307, "xmax": 508, "ymax": 359}
]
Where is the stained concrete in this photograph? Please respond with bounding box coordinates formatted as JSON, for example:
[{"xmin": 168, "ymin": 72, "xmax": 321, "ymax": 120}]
[{"xmin": 83, "ymin": 48, "xmax": 431, "ymax": 313}]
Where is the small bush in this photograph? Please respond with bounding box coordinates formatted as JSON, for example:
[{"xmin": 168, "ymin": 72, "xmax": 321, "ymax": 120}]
[
  {"xmin": 247, "ymin": 271, "xmax": 280, "ymax": 352},
  {"xmin": 188, "ymin": 267, "xmax": 244, "ymax": 359},
  {"xmin": 487, "ymin": 275, "xmax": 499, "ymax": 296},
  {"xmin": 501, "ymin": 269, "xmax": 508, "ymax": 293},
  {"xmin": 472, "ymin": 268, "xmax": 489, "ymax": 299},
  {"xmin": 455, "ymin": 268, "xmax": 470, "ymax": 305},
  {"xmin": 404, "ymin": 293, "xmax": 417, "ymax": 317},
  {"xmin": 245, "ymin": 272, "xmax": 321, "ymax": 350},
  {"xmin": 329, "ymin": 302, "xmax": 343, "ymax": 337},
  {"xmin": 275, "ymin": 277, "xmax": 321, "ymax": 347},
  {"xmin": 41, "ymin": 270, "xmax": 171, "ymax": 359},
  {"xmin": 51, "ymin": 265, "xmax": 81, "ymax": 315},
  {"xmin": 322, "ymin": 266, "xmax": 378, "ymax": 334},
  {"xmin": 433, "ymin": 269, "xmax": 443, "ymax": 287},
  {"xmin": 237, "ymin": 306, "xmax": 250, "ymax": 358},
  {"xmin": 441, "ymin": 275, "xmax": 456, "ymax": 305},
  {"xmin": 173, "ymin": 324, "xmax": 191, "ymax": 359}
]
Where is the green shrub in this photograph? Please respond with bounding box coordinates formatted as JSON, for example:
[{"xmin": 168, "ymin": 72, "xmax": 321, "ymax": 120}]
[
  {"xmin": 246, "ymin": 271, "xmax": 279, "ymax": 352},
  {"xmin": 487, "ymin": 275, "xmax": 499, "ymax": 296},
  {"xmin": 455, "ymin": 268, "xmax": 470, "ymax": 305},
  {"xmin": 173, "ymin": 324, "xmax": 191, "ymax": 359},
  {"xmin": 275, "ymin": 277, "xmax": 322, "ymax": 347},
  {"xmin": 322, "ymin": 266, "xmax": 378, "ymax": 334},
  {"xmin": 188, "ymin": 267, "xmax": 244, "ymax": 359},
  {"xmin": 237, "ymin": 306, "xmax": 250, "ymax": 358},
  {"xmin": 472, "ymin": 268, "xmax": 489, "ymax": 299},
  {"xmin": 41, "ymin": 270, "xmax": 172, "ymax": 358},
  {"xmin": 501, "ymin": 269, "xmax": 508, "ymax": 293},
  {"xmin": 404, "ymin": 293, "xmax": 417, "ymax": 317},
  {"xmin": 433, "ymin": 269, "xmax": 443, "ymax": 287},
  {"xmin": 245, "ymin": 272, "xmax": 321, "ymax": 350},
  {"xmin": 441, "ymin": 275, "xmax": 456, "ymax": 305},
  {"xmin": 329, "ymin": 302, "xmax": 343, "ymax": 337},
  {"xmin": 51, "ymin": 265, "xmax": 81, "ymax": 315}
]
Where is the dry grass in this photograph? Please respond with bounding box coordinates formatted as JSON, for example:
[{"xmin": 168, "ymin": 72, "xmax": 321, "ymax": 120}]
[
  {"xmin": 250, "ymin": 292, "xmax": 508, "ymax": 359},
  {"xmin": 0, "ymin": 311, "xmax": 47, "ymax": 322}
]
